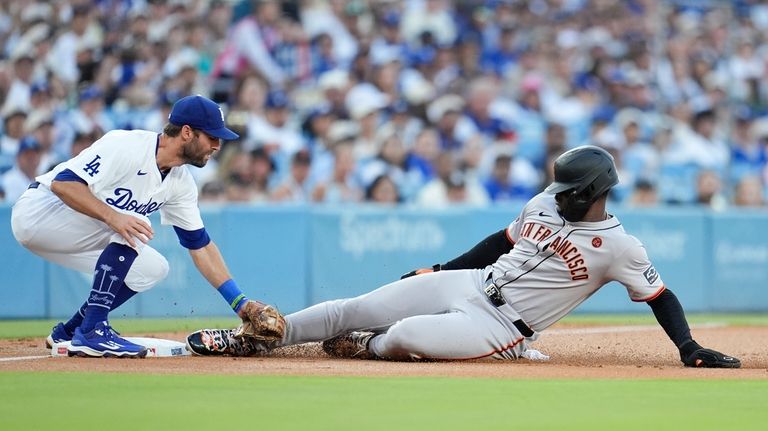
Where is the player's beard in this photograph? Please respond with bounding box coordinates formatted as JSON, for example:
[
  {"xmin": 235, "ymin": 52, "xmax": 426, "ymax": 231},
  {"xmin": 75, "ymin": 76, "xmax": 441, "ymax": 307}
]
[{"xmin": 182, "ymin": 135, "xmax": 210, "ymax": 168}]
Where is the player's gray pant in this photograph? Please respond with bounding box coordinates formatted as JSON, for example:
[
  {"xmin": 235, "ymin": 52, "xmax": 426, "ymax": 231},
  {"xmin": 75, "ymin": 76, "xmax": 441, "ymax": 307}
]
[
  {"xmin": 283, "ymin": 269, "xmax": 533, "ymax": 360},
  {"xmin": 11, "ymin": 186, "xmax": 169, "ymax": 292}
]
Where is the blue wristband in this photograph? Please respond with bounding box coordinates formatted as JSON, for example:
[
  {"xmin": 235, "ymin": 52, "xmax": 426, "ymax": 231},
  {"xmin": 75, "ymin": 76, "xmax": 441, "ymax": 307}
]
[{"xmin": 218, "ymin": 279, "xmax": 248, "ymax": 312}]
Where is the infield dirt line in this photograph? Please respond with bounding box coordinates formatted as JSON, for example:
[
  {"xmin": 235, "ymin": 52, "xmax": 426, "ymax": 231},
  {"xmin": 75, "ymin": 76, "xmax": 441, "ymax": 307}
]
[
  {"xmin": 0, "ymin": 323, "xmax": 728, "ymax": 364},
  {"xmin": 0, "ymin": 355, "xmax": 50, "ymax": 363}
]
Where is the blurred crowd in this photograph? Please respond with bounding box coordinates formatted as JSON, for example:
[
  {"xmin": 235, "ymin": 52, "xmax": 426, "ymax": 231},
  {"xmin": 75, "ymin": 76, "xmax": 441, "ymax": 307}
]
[{"xmin": 1, "ymin": 0, "xmax": 767, "ymax": 209}]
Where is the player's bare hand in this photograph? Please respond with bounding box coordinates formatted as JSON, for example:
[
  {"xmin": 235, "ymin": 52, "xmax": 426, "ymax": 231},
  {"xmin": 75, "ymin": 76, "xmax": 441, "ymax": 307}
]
[{"xmin": 106, "ymin": 212, "xmax": 154, "ymax": 247}]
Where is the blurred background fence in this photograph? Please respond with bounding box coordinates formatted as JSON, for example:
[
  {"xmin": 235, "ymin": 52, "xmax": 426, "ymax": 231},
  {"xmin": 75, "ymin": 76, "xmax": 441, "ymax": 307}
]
[{"xmin": 2, "ymin": 203, "xmax": 767, "ymax": 318}]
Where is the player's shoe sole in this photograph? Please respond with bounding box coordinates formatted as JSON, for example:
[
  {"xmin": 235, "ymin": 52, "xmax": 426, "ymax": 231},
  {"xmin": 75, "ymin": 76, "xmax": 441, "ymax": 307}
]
[{"xmin": 67, "ymin": 345, "xmax": 148, "ymax": 358}]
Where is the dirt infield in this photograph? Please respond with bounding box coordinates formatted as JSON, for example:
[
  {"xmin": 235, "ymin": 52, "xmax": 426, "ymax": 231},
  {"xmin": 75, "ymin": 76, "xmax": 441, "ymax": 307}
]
[{"xmin": 1, "ymin": 324, "xmax": 766, "ymax": 379}]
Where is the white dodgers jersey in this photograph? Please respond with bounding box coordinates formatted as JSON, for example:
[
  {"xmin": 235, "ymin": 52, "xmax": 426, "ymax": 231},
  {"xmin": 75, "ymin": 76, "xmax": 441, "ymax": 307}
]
[
  {"xmin": 37, "ymin": 130, "xmax": 204, "ymax": 231},
  {"xmin": 489, "ymin": 192, "xmax": 665, "ymax": 332}
]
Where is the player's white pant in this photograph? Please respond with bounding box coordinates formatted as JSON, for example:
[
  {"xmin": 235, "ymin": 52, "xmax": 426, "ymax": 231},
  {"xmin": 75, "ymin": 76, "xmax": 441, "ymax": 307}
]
[
  {"xmin": 283, "ymin": 269, "xmax": 535, "ymax": 360},
  {"xmin": 11, "ymin": 186, "xmax": 169, "ymax": 292}
]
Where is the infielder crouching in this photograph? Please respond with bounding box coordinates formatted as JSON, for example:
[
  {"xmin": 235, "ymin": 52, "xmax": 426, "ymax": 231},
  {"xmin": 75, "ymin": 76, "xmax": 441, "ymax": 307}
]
[
  {"xmin": 187, "ymin": 146, "xmax": 739, "ymax": 368},
  {"xmin": 12, "ymin": 95, "xmax": 276, "ymax": 358}
]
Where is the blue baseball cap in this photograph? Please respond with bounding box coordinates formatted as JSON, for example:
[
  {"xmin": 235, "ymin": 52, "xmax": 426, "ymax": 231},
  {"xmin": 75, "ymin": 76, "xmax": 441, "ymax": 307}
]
[
  {"xmin": 79, "ymin": 85, "xmax": 103, "ymax": 102},
  {"xmin": 18, "ymin": 135, "xmax": 41, "ymax": 155},
  {"xmin": 168, "ymin": 95, "xmax": 239, "ymax": 140},
  {"xmin": 265, "ymin": 90, "xmax": 290, "ymax": 109}
]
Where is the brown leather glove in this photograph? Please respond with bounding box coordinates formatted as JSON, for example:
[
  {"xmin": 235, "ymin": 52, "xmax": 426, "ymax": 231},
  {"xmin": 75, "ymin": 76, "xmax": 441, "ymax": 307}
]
[{"xmin": 233, "ymin": 300, "xmax": 286, "ymax": 342}]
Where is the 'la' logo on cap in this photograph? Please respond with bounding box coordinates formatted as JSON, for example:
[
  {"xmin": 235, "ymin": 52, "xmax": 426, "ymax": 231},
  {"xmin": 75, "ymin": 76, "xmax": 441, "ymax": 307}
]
[{"xmin": 218, "ymin": 107, "xmax": 224, "ymax": 122}]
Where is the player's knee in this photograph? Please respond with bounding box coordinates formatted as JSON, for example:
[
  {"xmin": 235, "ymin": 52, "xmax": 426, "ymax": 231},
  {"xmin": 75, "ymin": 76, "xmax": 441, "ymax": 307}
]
[
  {"xmin": 383, "ymin": 321, "xmax": 423, "ymax": 357},
  {"xmin": 153, "ymin": 255, "xmax": 170, "ymax": 283},
  {"xmin": 130, "ymin": 255, "xmax": 169, "ymax": 292}
]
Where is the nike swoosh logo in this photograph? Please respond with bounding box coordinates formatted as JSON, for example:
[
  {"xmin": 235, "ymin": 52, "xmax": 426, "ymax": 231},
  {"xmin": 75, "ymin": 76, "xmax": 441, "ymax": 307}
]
[
  {"xmin": 538, "ymin": 211, "xmax": 550, "ymax": 217},
  {"xmin": 137, "ymin": 170, "xmax": 148, "ymax": 176}
]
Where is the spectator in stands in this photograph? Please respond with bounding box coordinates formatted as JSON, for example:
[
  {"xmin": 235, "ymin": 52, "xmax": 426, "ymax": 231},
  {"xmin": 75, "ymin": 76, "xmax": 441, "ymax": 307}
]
[
  {"xmin": 427, "ymin": 94, "xmax": 465, "ymax": 152},
  {"xmin": 70, "ymin": 130, "xmax": 96, "ymax": 158},
  {"xmin": 248, "ymin": 147, "xmax": 277, "ymax": 202},
  {"xmin": 2, "ymin": 50, "xmax": 36, "ymax": 114},
  {"xmin": 730, "ymin": 107, "xmax": 767, "ymax": 181},
  {"xmin": 271, "ymin": 148, "xmax": 312, "ymax": 202},
  {"xmin": 732, "ymin": 175, "xmax": 765, "ymax": 207},
  {"xmin": 223, "ymin": 149, "xmax": 257, "ymax": 202},
  {"xmin": 483, "ymin": 151, "xmax": 536, "ymax": 203},
  {"xmin": 63, "ymin": 85, "xmax": 113, "ymax": 152},
  {"xmin": 317, "ymin": 69, "xmax": 351, "ymax": 119},
  {"xmin": 617, "ymin": 108, "xmax": 659, "ymax": 185},
  {"xmin": 199, "ymin": 180, "xmax": 228, "ymax": 203},
  {"xmin": 24, "ymin": 110, "xmax": 60, "ymax": 174},
  {"xmin": 626, "ymin": 179, "xmax": 659, "ymax": 208},
  {"xmin": 695, "ymin": 170, "xmax": 727, "ymax": 209},
  {"xmin": 212, "ymin": 0, "xmax": 286, "ymax": 88},
  {"xmin": 365, "ymin": 173, "xmax": 400, "ymax": 205},
  {"xmin": 312, "ymin": 141, "xmax": 361, "ymax": 204},
  {"xmin": 1, "ymin": 136, "xmax": 42, "ymax": 203},
  {"xmin": 246, "ymin": 89, "xmax": 304, "ymax": 157},
  {"xmin": 347, "ymin": 84, "xmax": 388, "ymax": 160},
  {"xmin": 667, "ymin": 108, "xmax": 729, "ymax": 171},
  {"xmin": 1, "ymin": 109, "xmax": 28, "ymax": 173},
  {"xmin": 416, "ymin": 152, "xmax": 489, "ymax": 207}
]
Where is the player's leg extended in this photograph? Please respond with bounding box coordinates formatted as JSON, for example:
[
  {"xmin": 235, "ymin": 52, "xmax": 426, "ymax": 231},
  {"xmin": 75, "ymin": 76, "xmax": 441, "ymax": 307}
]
[
  {"xmin": 282, "ymin": 269, "xmax": 484, "ymax": 345},
  {"xmin": 369, "ymin": 302, "xmax": 526, "ymax": 360}
]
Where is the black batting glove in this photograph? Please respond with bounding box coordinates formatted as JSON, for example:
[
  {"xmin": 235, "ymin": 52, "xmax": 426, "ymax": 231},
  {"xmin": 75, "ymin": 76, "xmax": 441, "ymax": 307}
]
[
  {"xmin": 679, "ymin": 340, "xmax": 741, "ymax": 368},
  {"xmin": 400, "ymin": 264, "xmax": 441, "ymax": 280}
]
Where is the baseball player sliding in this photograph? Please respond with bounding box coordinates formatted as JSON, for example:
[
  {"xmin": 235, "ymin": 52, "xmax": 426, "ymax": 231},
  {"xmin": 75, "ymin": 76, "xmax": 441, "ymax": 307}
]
[
  {"xmin": 12, "ymin": 95, "xmax": 282, "ymax": 358},
  {"xmin": 188, "ymin": 146, "xmax": 739, "ymax": 368}
]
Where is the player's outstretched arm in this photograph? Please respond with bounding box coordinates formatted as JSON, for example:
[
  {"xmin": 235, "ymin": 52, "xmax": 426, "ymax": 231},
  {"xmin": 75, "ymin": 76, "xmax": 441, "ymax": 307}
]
[
  {"xmin": 51, "ymin": 180, "xmax": 154, "ymax": 248},
  {"xmin": 401, "ymin": 229, "xmax": 514, "ymax": 279},
  {"xmin": 647, "ymin": 288, "xmax": 740, "ymax": 368},
  {"xmin": 188, "ymin": 240, "xmax": 233, "ymax": 290},
  {"xmin": 187, "ymin": 240, "xmax": 286, "ymax": 340}
]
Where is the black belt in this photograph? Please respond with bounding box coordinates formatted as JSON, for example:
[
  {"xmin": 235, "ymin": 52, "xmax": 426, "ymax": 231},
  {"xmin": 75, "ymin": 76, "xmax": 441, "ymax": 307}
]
[
  {"xmin": 28, "ymin": 181, "xmax": 40, "ymax": 189},
  {"xmin": 484, "ymin": 275, "xmax": 534, "ymax": 337}
]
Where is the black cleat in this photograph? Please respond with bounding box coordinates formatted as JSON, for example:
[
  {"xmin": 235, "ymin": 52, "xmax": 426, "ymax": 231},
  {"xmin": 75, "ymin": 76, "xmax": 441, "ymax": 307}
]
[
  {"xmin": 322, "ymin": 331, "xmax": 377, "ymax": 360},
  {"xmin": 186, "ymin": 328, "xmax": 269, "ymax": 357}
]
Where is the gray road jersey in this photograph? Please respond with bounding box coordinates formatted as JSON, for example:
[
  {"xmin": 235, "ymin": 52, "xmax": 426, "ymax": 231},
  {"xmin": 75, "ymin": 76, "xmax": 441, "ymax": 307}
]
[{"xmin": 488, "ymin": 192, "xmax": 664, "ymax": 332}]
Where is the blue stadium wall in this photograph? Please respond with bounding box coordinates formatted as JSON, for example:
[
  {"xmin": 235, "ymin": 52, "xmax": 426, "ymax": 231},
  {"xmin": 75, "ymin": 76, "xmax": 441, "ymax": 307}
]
[{"xmin": 2, "ymin": 204, "xmax": 767, "ymax": 318}]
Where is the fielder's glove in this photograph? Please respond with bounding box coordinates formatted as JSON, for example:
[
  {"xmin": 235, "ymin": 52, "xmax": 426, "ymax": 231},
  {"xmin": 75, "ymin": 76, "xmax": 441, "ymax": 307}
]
[
  {"xmin": 679, "ymin": 340, "xmax": 741, "ymax": 368},
  {"xmin": 400, "ymin": 264, "xmax": 441, "ymax": 279},
  {"xmin": 233, "ymin": 300, "xmax": 286, "ymax": 342}
]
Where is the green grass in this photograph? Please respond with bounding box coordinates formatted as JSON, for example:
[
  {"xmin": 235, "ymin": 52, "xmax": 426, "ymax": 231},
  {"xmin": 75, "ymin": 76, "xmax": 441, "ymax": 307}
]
[
  {"xmin": 2, "ymin": 313, "xmax": 766, "ymax": 340},
  {"xmin": 0, "ymin": 373, "xmax": 765, "ymax": 431}
]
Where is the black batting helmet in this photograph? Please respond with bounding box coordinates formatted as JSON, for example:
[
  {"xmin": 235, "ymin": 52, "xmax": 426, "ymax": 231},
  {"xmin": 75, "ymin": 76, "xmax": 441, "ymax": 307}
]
[
  {"xmin": 545, "ymin": 145, "xmax": 619, "ymax": 199},
  {"xmin": 545, "ymin": 146, "xmax": 618, "ymax": 221}
]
